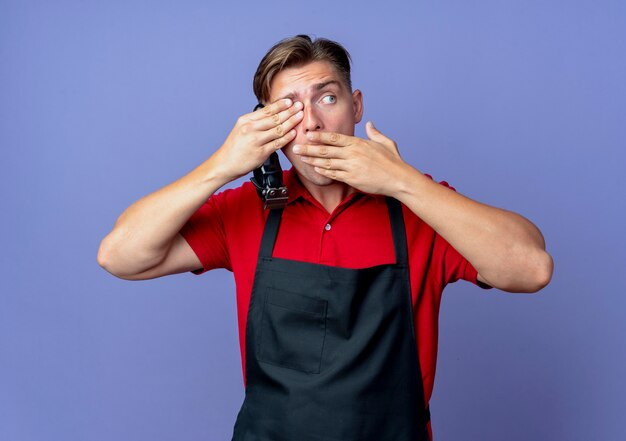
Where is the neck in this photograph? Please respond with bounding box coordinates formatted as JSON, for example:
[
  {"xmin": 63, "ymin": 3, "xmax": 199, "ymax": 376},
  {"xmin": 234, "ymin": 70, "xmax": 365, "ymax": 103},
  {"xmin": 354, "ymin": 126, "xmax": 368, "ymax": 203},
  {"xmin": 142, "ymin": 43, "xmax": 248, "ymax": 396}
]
[{"xmin": 300, "ymin": 178, "xmax": 356, "ymax": 214}]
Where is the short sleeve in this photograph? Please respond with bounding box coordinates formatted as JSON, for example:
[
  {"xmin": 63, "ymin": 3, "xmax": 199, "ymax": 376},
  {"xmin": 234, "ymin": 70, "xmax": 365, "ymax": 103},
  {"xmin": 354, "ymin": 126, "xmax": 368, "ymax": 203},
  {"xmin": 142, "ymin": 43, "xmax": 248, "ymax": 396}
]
[
  {"xmin": 441, "ymin": 241, "xmax": 492, "ymax": 289},
  {"xmin": 179, "ymin": 191, "xmax": 232, "ymax": 274}
]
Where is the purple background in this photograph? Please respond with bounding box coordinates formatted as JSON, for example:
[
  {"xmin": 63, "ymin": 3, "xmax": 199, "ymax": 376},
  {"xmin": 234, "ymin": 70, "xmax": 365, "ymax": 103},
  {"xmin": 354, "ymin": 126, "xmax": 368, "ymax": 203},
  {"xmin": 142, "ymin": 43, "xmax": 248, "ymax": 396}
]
[{"xmin": 2, "ymin": 1, "xmax": 625, "ymax": 440}]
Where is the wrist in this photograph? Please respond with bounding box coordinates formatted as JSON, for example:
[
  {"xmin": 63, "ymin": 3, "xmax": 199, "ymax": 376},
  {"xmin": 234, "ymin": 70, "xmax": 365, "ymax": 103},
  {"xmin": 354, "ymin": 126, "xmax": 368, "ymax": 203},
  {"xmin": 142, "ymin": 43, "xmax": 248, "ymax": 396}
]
[
  {"xmin": 392, "ymin": 163, "xmax": 425, "ymax": 200},
  {"xmin": 189, "ymin": 154, "xmax": 231, "ymax": 194}
]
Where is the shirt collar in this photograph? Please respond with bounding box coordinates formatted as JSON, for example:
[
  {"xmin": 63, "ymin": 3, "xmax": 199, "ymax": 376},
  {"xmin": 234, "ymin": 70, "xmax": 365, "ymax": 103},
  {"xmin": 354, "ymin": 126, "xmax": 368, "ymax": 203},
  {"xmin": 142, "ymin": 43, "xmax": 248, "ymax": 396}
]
[{"xmin": 284, "ymin": 167, "xmax": 307, "ymax": 204}]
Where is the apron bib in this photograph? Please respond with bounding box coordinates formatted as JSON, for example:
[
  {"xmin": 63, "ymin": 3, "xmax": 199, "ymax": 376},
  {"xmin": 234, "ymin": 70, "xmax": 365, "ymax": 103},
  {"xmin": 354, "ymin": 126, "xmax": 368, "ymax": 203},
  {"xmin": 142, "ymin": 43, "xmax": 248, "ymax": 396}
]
[{"xmin": 232, "ymin": 197, "xmax": 430, "ymax": 441}]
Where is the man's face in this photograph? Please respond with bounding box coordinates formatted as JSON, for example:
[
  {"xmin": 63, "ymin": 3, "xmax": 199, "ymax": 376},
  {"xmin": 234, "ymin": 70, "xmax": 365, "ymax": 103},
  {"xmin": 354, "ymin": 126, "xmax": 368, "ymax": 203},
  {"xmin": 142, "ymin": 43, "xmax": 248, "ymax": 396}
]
[{"xmin": 268, "ymin": 60, "xmax": 363, "ymax": 187}]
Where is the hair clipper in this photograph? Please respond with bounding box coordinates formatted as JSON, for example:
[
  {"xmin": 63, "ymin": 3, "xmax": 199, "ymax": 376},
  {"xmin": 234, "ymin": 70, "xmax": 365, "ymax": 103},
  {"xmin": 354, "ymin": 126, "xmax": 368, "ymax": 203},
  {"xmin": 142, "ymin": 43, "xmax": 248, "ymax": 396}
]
[{"xmin": 249, "ymin": 103, "xmax": 289, "ymax": 209}]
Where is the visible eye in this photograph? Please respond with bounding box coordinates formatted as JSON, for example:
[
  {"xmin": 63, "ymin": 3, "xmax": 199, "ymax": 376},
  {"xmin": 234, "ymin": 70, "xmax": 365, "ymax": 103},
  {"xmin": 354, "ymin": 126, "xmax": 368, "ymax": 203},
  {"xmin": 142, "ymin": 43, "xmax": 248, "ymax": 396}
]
[{"xmin": 321, "ymin": 95, "xmax": 337, "ymax": 104}]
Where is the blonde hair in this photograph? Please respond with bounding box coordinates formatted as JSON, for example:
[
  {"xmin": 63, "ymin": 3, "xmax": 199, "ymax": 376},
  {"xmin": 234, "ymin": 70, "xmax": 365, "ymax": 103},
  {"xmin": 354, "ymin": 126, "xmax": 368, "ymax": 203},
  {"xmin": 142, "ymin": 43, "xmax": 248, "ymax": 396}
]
[{"xmin": 253, "ymin": 35, "xmax": 352, "ymax": 104}]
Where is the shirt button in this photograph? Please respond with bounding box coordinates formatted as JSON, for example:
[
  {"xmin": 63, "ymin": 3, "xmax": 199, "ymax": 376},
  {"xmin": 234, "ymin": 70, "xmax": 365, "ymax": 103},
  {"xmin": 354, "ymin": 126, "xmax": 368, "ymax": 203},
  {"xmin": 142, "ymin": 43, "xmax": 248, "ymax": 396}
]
[{"xmin": 324, "ymin": 223, "xmax": 332, "ymax": 231}]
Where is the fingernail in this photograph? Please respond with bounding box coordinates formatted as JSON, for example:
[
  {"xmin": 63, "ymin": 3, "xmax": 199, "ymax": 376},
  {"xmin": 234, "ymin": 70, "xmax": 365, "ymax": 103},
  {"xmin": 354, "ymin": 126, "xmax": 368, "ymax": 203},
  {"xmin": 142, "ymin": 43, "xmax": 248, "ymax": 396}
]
[
  {"xmin": 296, "ymin": 111, "xmax": 303, "ymax": 118},
  {"xmin": 293, "ymin": 145, "xmax": 301, "ymax": 153},
  {"xmin": 285, "ymin": 99, "xmax": 292, "ymax": 106},
  {"xmin": 295, "ymin": 101, "xmax": 303, "ymax": 110}
]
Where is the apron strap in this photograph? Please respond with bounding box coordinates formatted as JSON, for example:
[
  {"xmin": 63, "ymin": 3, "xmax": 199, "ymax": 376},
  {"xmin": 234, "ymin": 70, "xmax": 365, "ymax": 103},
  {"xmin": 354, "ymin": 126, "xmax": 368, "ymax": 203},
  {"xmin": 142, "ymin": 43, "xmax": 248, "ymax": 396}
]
[
  {"xmin": 385, "ymin": 197, "xmax": 409, "ymax": 267},
  {"xmin": 258, "ymin": 207, "xmax": 283, "ymax": 260},
  {"xmin": 257, "ymin": 197, "xmax": 408, "ymax": 266}
]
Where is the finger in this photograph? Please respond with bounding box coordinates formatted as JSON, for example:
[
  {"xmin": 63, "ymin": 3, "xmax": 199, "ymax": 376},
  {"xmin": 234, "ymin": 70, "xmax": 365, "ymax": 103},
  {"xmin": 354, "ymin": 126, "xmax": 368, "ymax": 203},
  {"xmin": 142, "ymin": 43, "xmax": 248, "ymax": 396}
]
[
  {"xmin": 261, "ymin": 129, "xmax": 297, "ymax": 154},
  {"xmin": 366, "ymin": 121, "xmax": 400, "ymax": 154},
  {"xmin": 259, "ymin": 109, "xmax": 304, "ymax": 143},
  {"xmin": 299, "ymin": 155, "xmax": 349, "ymax": 171},
  {"xmin": 255, "ymin": 101, "xmax": 303, "ymax": 131},
  {"xmin": 365, "ymin": 121, "xmax": 387, "ymax": 143},
  {"xmin": 305, "ymin": 131, "xmax": 351, "ymax": 146},
  {"xmin": 293, "ymin": 144, "xmax": 347, "ymax": 159},
  {"xmin": 312, "ymin": 166, "xmax": 348, "ymax": 182},
  {"xmin": 249, "ymin": 98, "xmax": 293, "ymax": 121}
]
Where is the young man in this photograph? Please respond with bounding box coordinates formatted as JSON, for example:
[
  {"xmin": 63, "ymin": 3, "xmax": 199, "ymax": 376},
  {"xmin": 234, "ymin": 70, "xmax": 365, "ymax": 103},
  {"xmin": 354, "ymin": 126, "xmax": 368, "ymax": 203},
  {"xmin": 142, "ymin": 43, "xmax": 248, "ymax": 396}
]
[{"xmin": 98, "ymin": 35, "xmax": 553, "ymax": 441}]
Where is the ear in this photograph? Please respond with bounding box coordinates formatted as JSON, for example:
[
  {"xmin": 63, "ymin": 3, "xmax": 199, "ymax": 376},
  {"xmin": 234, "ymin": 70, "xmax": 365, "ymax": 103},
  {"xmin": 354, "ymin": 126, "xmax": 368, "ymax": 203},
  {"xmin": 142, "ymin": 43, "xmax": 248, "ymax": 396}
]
[{"xmin": 352, "ymin": 89, "xmax": 364, "ymax": 124}]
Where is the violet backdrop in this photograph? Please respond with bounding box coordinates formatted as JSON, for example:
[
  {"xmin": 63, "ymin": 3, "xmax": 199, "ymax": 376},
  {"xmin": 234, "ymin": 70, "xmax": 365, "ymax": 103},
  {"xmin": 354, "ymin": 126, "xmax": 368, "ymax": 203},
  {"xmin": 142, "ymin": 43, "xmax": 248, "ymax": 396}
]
[{"xmin": 1, "ymin": 0, "xmax": 625, "ymax": 440}]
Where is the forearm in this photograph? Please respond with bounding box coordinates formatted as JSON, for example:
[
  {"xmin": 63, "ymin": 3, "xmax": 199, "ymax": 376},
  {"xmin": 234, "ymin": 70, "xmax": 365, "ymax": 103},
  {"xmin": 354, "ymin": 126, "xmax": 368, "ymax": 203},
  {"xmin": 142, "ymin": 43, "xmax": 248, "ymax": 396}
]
[
  {"xmin": 98, "ymin": 99, "xmax": 302, "ymax": 278},
  {"xmin": 393, "ymin": 165, "xmax": 553, "ymax": 292},
  {"xmin": 97, "ymin": 154, "xmax": 229, "ymax": 275}
]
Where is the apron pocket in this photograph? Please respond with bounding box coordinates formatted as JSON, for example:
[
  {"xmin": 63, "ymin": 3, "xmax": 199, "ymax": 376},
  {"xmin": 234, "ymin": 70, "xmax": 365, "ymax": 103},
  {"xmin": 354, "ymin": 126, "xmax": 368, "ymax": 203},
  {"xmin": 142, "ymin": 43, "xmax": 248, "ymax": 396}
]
[{"xmin": 258, "ymin": 287, "xmax": 328, "ymax": 374}]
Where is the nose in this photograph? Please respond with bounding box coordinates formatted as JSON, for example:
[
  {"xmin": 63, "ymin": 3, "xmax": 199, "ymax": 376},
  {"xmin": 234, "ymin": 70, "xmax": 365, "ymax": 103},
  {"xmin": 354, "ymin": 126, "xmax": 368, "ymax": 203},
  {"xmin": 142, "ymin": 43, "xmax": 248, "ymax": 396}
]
[{"xmin": 302, "ymin": 103, "xmax": 322, "ymax": 133}]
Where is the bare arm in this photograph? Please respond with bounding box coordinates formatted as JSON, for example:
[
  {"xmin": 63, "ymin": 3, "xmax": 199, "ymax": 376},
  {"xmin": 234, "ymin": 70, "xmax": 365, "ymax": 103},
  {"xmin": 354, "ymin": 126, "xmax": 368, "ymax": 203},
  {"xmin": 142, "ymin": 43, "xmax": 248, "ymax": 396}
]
[
  {"xmin": 97, "ymin": 159, "xmax": 228, "ymax": 279},
  {"xmin": 97, "ymin": 98, "xmax": 303, "ymax": 280},
  {"xmin": 392, "ymin": 167, "xmax": 553, "ymax": 292},
  {"xmin": 295, "ymin": 122, "xmax": 554, "ymax": 293}
]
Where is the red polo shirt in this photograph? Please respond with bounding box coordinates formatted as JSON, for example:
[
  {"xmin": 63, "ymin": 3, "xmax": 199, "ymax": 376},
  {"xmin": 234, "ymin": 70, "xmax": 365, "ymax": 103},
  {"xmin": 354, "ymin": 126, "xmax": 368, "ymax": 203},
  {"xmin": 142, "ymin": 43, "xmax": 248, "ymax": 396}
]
[{"xmin": 180, "ymin": 167, "xmax": 489, "ymax": 410}]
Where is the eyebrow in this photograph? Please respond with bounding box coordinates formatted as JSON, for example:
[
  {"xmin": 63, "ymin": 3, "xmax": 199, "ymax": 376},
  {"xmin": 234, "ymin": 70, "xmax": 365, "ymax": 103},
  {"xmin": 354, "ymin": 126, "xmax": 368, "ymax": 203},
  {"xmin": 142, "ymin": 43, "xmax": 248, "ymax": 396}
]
[{"xmin": 279, "ymin": 80, "xmax": 341, "ymax": 101}]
